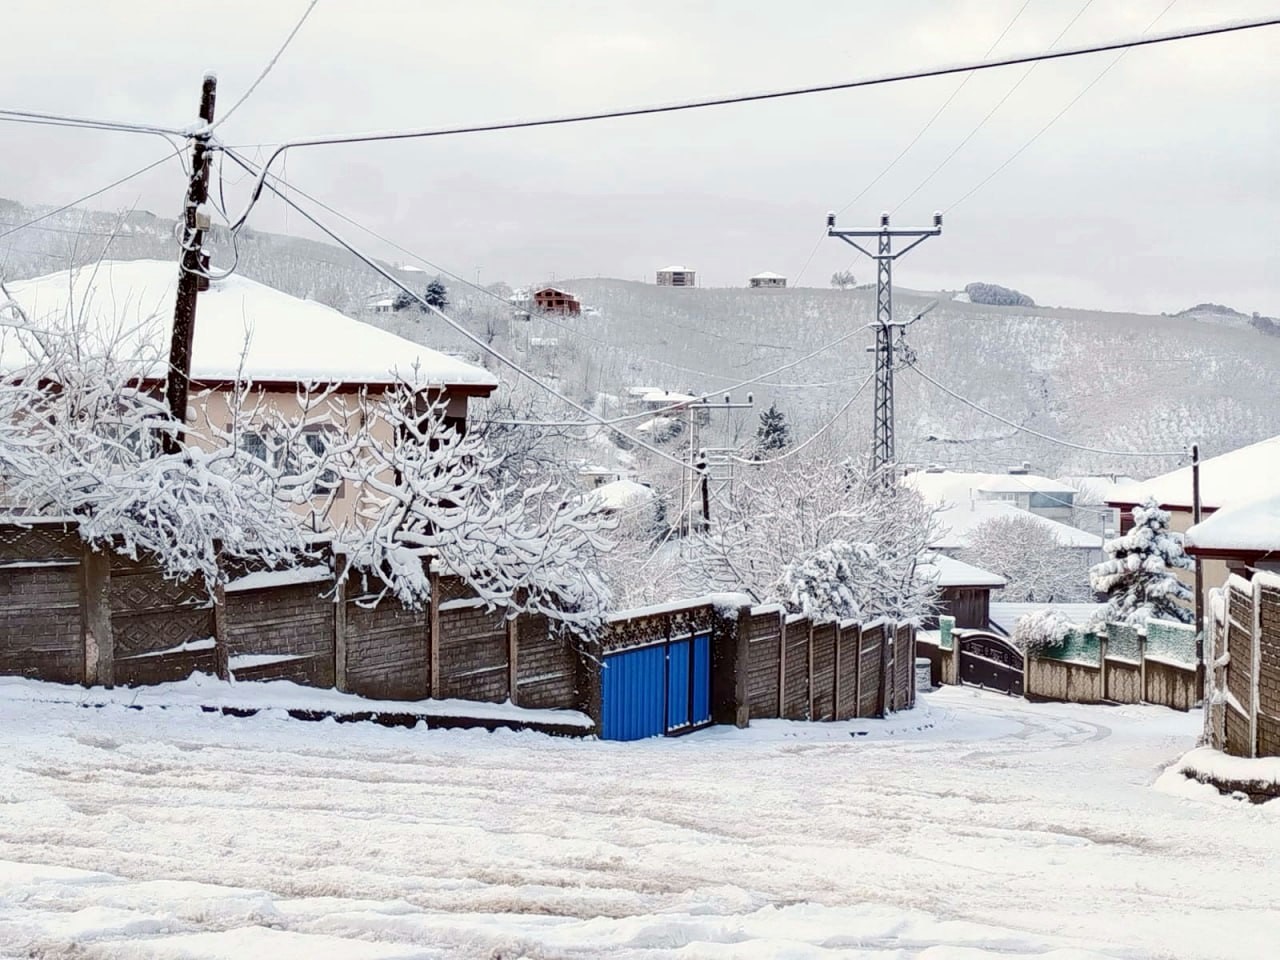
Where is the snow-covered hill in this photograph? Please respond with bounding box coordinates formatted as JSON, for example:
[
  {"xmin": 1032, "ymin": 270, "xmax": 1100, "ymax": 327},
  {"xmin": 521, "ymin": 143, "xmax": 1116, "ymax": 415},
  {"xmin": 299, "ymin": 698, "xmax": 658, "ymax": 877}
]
[{"xmin": 4, "ymin": 195, "xmax": 1277, "ymax": 480}]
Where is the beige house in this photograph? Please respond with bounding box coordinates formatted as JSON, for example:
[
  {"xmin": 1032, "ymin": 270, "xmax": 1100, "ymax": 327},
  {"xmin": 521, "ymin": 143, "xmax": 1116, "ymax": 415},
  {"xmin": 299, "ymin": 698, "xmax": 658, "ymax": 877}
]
[
  {"xmin": 1106, "ymin": 435, "xmax": 1280, "ymax": 617},
  {"xmin": 5, "ymin": 260, "xmax": 498, "ymax": 528},
  {"xmin": 656, "ymin": 265, "xmax": 696, "ymax": 287}
]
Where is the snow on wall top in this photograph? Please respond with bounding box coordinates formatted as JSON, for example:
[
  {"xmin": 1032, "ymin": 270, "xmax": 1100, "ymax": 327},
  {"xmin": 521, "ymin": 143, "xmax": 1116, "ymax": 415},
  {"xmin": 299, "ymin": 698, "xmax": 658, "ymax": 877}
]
[
  {"xmin": 1186, "ymin": 491, "xmax": 1280, "ymax": 553},
  {"xmin": 931, "ymin": 500, "xmax": 1102, "ymax": 550},
  {"xmin": 1105, "ymin": 434, "xmax": 1280, "ymax": 511},
  {"xmin": 3, "ymin": 260, "xmax": 498, "ymax": 389},
  {"xmin": 917, "ymin": 554, "xmax": 1006, "ymax": 588}
]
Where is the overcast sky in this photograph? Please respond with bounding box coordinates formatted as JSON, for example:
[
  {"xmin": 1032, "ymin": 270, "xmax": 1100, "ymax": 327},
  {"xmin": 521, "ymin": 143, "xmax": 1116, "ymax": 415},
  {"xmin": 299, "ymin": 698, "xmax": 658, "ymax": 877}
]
[{"xmin": 2, "ymin": 0, "xmax": 1276, "ymax": 315}]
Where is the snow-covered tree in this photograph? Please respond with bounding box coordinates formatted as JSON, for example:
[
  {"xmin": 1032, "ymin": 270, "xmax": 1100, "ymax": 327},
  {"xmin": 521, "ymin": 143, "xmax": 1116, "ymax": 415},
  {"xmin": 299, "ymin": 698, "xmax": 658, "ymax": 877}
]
[
  {"xmin": 335, "ymin": 384, "xmax": 613, "ymax": 638},
  {"xmin": 422, "ymin": 279, "xmax": 449, "ymax": 312},
  {"xmin": 1089, "ymin": 498, "xmax": 1194, "ymax": 627},
  {"xmin": 686, "ymin": 452, "xmax": 938, "ymax": 622},
  {"xmin": 831, "ymin": 270, "xmax": 856, "ymax": 290},
  {"xmin": 753, "ymin": 403, "xmax": 791, "ymax": 454},
  {"xmin": 961, "ymin": 513, "xmax": 1093, "ymax": 603},
  {"xmin": 0, "ymin": 279, "xmax": 327, "ymax": 593}
]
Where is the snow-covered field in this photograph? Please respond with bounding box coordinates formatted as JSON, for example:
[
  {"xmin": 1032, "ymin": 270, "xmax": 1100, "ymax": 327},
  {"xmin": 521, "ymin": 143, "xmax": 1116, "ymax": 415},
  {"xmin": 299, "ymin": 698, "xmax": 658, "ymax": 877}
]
[{"xmin": 1, "ymin": 686, "xmax": 1275, "ymax": 959}]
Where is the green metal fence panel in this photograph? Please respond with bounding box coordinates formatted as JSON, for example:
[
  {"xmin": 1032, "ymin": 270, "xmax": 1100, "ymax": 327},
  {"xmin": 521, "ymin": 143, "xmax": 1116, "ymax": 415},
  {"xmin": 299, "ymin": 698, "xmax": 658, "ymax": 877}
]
[{"xmin": 1145, "ymin": 618, "xmax": 1197, "ymax": 666}]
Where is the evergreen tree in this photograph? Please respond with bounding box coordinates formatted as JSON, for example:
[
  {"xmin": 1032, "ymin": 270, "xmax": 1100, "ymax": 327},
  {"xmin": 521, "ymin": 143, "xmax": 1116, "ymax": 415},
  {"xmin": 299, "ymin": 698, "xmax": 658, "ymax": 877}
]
[
  {"xmin": 1089, "ymin": 497, "xmax": 1194, "ymax": 627},
  {"xmin": 392, "ymin": 289, "xmax": 415, "ymax": 311},
  {"xmin": 422, "ymin": 279, "xmax": 449, "ymax": 312},
  {"xmin": 754, "ymin": 403, "xmax": 791, "ymax": 454}
]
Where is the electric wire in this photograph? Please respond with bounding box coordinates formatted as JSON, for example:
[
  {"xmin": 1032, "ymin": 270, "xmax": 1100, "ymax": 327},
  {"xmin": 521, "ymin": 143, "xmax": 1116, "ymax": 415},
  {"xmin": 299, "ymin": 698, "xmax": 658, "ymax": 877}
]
[
  {"xmin": 892, "ymin": 0, "xmax": 1095, "ymax": 215},
  {"xmin": 214, "ymin": 0, "xmax": 321, "ymax": 130},
  {"xmin": 731, "ymin": 369, "xmax": 875, "ymax": 465},
  {"xmin": 906, "ymin": 361, "xmax": 1186, "ymax": 458},
  {"xmin": 0, "ymin": 108, "xmax": 185, "ymax": 138},
  {"xmin": 214, "ymin": 156, "xmax": 866, "ymax": 391},
  {"xmin": 833, "ymin": 0, "xmax": 1035, "ymax": 222},
  {"xmin": 225, "ymin": 15, "xmax": 1280, "ymax": 232},
  {"xmin": 0, "ymin": 150, "xmax": 185, "ymax": 242},
  {"xmin": 945, "ymin": 0, "xmax": 1180, "ymax": 213},
  {"xmin": 220, "ymin": 147, "xmax": 698, "ymax": 471}
]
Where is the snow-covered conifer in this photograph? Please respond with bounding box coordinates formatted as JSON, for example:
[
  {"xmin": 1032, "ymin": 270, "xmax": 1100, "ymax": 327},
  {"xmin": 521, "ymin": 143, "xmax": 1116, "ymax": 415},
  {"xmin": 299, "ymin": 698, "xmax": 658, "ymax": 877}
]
[{"xmin": 1089, "ymin": 497, "xmax": 1194, "ymax": 627}]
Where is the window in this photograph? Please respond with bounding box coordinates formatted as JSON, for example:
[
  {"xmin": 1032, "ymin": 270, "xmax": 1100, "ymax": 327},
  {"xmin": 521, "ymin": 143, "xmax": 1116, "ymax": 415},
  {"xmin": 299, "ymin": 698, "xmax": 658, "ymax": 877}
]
[
  {"xmin": 1029, "ymin": 492, "xmax": 1072, "ymax": 509},
  {"xmin": 303, "ymin": 428, "xmax": 341, "ymax": 494},
  {"xmin": 240, "ymin": 430, "xmax": 270, "ymax": 464}
]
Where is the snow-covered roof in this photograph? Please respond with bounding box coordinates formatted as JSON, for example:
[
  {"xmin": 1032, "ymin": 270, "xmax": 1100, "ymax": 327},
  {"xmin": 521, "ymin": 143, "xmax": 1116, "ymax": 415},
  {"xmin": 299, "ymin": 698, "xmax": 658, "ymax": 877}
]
[
  {"xmin": 989, "ymin": 602, "xmax": 1105, "ymax": 637},
  {"xmin": 751, "ymin": 271, "xmax": 785, "ymax": 280},
  {"xmin": 592, "ymin": 479, "xmax": 654, "ymax": 510},
  {"xmin": 3, "ymin": 260, "xmax": 498, "ymax": 390},
  {"xmin": 628, "ymin": 386, "xmax": 699, "ymax": 405},
  {"xmin": 976, "ymin": 475, "xmax": 1077, "ymax": 497},
  {"xmin": 1186, "ymin": 492, "xmax": 1280, "ymax": 555},
  {"xmin": 1106, "ymin": 435, "xmax": 1280, "ymax": 511},
  {"xmin": 658, "ymin": 265, "xmax": 692, "ymax": 273},
  {"xmin": 917, "ymin": 554, "xmax": 1006, "ymax": 589},
  {"xmin": 905, "ymin": 469, "xmax": 1075, "ymax": 503},
  {"xmin": 1057, "ymin": 475, "xmax": 1137, "ymax": 504},
  {"xmin": 932, "ymin": 500, "xmax": 1102, "ymax": 551}
]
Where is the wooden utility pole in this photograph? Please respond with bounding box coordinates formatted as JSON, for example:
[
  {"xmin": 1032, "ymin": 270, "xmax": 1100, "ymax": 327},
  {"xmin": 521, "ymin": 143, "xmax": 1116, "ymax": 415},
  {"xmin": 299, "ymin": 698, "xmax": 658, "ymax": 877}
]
[{"xmin": 163, "ymin": 72, "xmax": 218, "ymax": 454}]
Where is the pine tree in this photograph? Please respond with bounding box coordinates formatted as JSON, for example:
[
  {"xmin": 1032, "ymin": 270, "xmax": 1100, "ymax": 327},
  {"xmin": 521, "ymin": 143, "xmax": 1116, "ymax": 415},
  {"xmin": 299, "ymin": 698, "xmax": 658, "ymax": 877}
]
[
  {"xmin": 754, "ymin": 403, "xmax": 791, "ymax": 454},
  {"xmin": 422, "ymin": 279, "xmax": 449, "ymax": 312},
  {"xmin": 1089, "ymin": 497, "xmax": 1194, "ymax": 627}
]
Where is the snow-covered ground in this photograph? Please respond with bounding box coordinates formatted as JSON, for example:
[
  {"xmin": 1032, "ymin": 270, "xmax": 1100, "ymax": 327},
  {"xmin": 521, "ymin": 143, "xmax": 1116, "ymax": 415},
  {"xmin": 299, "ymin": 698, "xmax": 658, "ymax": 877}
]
[{"xmin": 0, "ymin": 686, "xmax": 1275, "ymax": 959}]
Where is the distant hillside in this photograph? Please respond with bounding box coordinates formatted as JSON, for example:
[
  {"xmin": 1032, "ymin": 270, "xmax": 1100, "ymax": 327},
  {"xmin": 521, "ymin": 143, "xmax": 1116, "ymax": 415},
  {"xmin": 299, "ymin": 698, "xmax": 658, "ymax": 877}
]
[{"xmin": 4, "ymin": 195, "xmax": 1278, "ymax": 481}]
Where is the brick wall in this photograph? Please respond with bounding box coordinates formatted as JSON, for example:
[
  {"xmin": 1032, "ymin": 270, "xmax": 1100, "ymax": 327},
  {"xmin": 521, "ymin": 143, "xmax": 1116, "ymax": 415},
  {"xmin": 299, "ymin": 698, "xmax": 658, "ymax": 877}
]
[
  {"xmin": 437, "ymin": 600, "xmax": 509, "ymax": 701},
  {"xmin": 223, "ymin": 582, "xmax": 336, "ymax": 688},
  {"xmin": 781, "ymin": 617, "xmax": 809, "ymax": 720},
  {"xmin": 858, "ymin": 624, "xmax": 884, "ymax": 718},
  {"xmin": 745, "ymin": 609, "xmax": 782, "ymax": 719},
  {"xmin": 0, "ymin": 552, "xmax": 82, "ymax": 683},
  {"xmin": 810, "ymin": 622, "xmax": 836, "ymax": 721},
  {"xmin": 515, "ymin": 614, "xmax": 578, "ymax": 710},
  {"xmin": 1259, "ymin": 583, "xmax": 1280, "ymax": 756},
  {"xmin": 344, "ymin": 596, "xmax": 429, "ymax": 700}
]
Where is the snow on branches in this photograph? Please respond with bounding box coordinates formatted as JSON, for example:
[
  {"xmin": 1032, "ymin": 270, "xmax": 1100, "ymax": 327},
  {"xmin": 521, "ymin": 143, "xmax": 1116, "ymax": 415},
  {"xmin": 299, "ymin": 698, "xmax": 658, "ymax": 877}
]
[
  {"xmin": 962, "ymin": 513, "xmax": 1093, "ymax": 603},
  {"xmin": 684, "ymin": 453, "xmax": 939, "ymax": 623},
  {"xmin": 1012, "ymin": 608, "xmax": 1078, "ymax": 654},
  {"xmin": 336, "ymin": 383, "xmax": 613, "ymax": 638},
  {"xmin": 0, "ymin": 281, "xmax": 320, "ymax": 592},
  {"xmin": 1089, "ymin": 497, "xmax": 1194, "ymax": 628}
]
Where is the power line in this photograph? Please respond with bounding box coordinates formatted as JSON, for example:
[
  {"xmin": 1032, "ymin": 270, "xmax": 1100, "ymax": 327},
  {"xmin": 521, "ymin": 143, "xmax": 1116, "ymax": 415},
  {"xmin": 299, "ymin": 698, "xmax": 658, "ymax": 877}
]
[
  {"xmin": 946, "ymin": 0, "xmax": 1179, "ymax": 213},
  {"xmin": 225, "ymin": 15, "xmax": 1280, "ymax": 231},
  {"xmin": 732, "ymin": 369, "xmax": 875, "ymax": 466},
  {"xmin": 215, "ymin": 157, "xmax": 863, "ymax": 391},
  {"xmin": 906, "ymin": 361, "xmax": 1186, "ymax": 458},
  {"xmin": 220, "ymin": 147, "xmax": 698, "ymax": 471},
  {"xmin": 0, "ymin": 108, "xmax": 185, "ymax": 138},
  {"xmin": 834, "ymin": 0, "xmax": 1034, "ymax": 220},
  {"xmin": 892, "ymin": 0, "xmax": 1094, "ymax": 215},
  {"xmin": 0, "ymin": 150, "xmax": 184, "ymax": 243},
  {"xmin": 214, "ymin": 0, "xmax": 321, "ymax": 130}
]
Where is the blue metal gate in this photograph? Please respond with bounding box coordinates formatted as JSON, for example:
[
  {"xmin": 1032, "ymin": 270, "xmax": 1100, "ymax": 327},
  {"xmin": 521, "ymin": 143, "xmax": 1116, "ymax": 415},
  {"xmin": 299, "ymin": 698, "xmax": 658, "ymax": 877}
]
[{"xmin": 601, "ymin": 633, "xmax": 712, "ymax": 741}]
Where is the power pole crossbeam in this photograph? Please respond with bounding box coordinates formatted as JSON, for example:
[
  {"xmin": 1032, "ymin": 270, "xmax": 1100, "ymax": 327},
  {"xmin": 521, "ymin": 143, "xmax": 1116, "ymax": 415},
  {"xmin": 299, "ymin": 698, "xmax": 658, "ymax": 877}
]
[
  {"xmin": 826, "ymin": 210, "xmax": 942, "ymax": 482},
  {"xmin": 163, "ymin": 73, "xmax": 218, "ymax": 454}
]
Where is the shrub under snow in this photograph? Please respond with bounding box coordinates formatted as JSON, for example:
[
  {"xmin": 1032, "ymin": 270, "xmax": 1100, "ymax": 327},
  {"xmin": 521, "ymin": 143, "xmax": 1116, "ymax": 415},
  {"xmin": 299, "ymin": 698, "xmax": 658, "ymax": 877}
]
[{"xmin": 1013, "ymin": 609, "xmax": 1078, "ymax": 654}]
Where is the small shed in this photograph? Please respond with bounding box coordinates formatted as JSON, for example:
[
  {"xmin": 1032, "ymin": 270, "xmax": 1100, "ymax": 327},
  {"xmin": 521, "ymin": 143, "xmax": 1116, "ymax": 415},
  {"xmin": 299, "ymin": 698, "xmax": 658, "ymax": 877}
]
[{"xmin": 918, "ymin": 554, "xmax": 1005, "ymax": 629}]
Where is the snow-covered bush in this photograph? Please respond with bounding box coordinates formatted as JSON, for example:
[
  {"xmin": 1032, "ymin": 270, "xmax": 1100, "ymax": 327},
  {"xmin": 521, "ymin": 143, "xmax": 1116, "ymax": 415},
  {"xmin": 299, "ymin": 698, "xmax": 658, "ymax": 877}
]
[
  {"xmin": 964, "ymin": 282, "xmax": 1035, "ymax": 307},
  {"xmin": 779, "ymin": 539, "xmax": 892, "ymax": 622},
  {"xmin": 1090, "ymin": 497, "xmax": 1193, "ymax": 628},
  {"xmin": 1013, "ymin": 609, "xmax": 1078, "ymax": 654}
]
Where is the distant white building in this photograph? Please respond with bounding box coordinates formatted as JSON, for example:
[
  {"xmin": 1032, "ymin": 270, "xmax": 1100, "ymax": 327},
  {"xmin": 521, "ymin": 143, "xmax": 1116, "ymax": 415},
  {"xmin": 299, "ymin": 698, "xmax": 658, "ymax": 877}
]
[
  {"xmin": 656, "ymin": 266, "xmax": 696, "ymax": 287},
  {"xmin": 904, "ymin": 466, "xmax": 1080, "ymax": 525},
  {"xmin": 749, "ymin": 271, "xmax": 786, "ymax": 289}
]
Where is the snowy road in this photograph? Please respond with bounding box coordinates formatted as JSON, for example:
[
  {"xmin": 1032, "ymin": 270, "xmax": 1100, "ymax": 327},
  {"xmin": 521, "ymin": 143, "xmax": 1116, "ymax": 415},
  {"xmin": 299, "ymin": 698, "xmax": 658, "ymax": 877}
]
[{"xmin": 0, "ymin": 686, "xmax": 1275, "ymax": 959}]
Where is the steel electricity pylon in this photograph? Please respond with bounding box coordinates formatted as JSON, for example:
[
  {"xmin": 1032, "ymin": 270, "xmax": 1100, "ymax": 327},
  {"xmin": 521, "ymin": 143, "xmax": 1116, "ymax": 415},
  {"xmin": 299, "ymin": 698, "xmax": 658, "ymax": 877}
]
[{"xmin": 826, "ymin": 210, "xmax": 942, "ymax": 481}]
